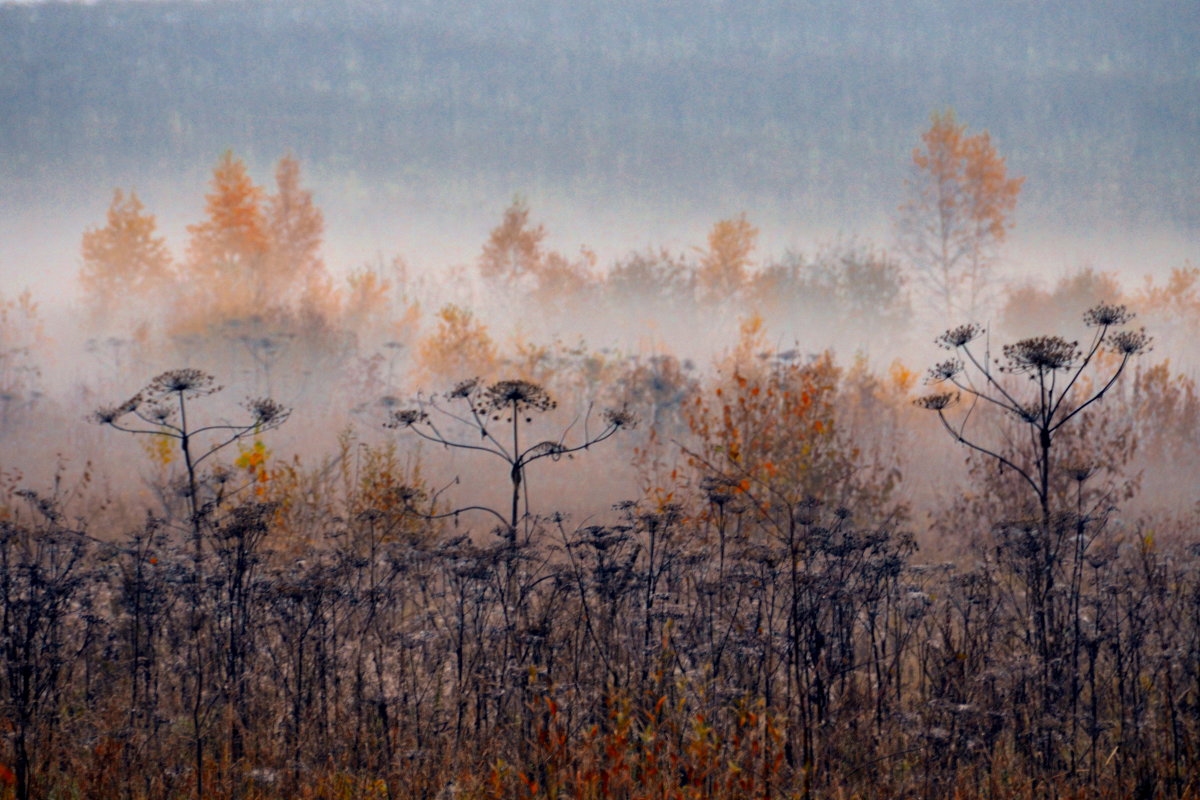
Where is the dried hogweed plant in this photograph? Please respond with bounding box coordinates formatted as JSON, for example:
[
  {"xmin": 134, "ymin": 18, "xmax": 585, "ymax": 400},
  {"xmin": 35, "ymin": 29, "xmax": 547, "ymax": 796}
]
[
  {"xmin": 917, "ymin": 303, "xmax": 1153, "ymax": 772},
  {"xmin": 386, "ymin": 377, "xmax": 634, "ymax": 533},
  {"xmin": 92, "ymin": 369, "xmax": 289, "ymax": 800}
]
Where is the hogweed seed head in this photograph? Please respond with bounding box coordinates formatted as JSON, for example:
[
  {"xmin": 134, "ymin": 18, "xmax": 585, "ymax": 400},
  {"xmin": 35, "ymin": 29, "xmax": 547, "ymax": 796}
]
[
  {"xmin": 1064, "ymin": 463, "xmax": 1097, "ymax": 483},
  {"xmin": 916, "ymin": 392, "xmax": 959, "ymax": 411},
  {"xmin": 1002, "ymin": 336, "xmax": 1080, "ymax": 374},
  {"xmin": 1109, "ymin": 328, "xmax": 1152, "ymax": 356},
  {"xmin": 245, "ymin": 397, "xmax": 290, "ymax": 427},
  {"xmin": 146, "ymin": 403, "xmax": 175, "ymax": 424},
  {"xmin": 448, "ymin": 378, "xmax": 479, "ymax": 399},
  {"xmin": 937, "ymin": 324, "xmax": 984, "ymax": 350},
  {"xmin": 480, "ymin": 380, "xmax": 556, "ymax": 415},
  {"xmin": 92, "ymin": 394, "xmax": 142, "ymax": 425},
  {"xmin": 1084, "ymin": 303, "xmax": 1133, "ymax": 328},
  {"xmin": 700, "ymin": 475, "xmax": 740, "ymax": 506},
  {"xmin": 926, "ymin": 359, "xmax": 963, "ymax": 383},
  {"xmin": 92, "ymin": 405, "xmax": 124, "ymax": 425},
  {"xmin": 146, "ymin": 369, "xmax": 219, "ymax": 399},
  {"xmin": 603, "ymin": 407, "xmax": 637, "ymax": 429},
  {"xmin": 386, "ymin": 409, "xmax": 429, "ymax": 429},
  {"xmin": 389, "ymin": 484, "xmax": 424, "ymax": 505}
]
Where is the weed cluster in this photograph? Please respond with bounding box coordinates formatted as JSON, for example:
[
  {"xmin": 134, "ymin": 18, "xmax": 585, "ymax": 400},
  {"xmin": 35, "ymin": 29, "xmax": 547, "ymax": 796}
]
[{"xmin": 0, "ymin": 309, "xmax": 1195, "ymax": 800}]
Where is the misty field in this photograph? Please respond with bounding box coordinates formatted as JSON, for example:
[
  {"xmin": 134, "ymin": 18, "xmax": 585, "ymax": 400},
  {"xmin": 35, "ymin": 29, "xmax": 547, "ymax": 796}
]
[{"xmin": 0, "ymin": 132, "xmax": 1198, "ymax": 800}]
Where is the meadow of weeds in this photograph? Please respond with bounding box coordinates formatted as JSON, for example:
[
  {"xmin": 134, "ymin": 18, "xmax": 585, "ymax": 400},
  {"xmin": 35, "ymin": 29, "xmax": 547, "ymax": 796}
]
[
  {"xmin": 1, "ymin": 155, "xmax": 1198, "ymax": 799},
  {"xmin": 1, "ymin": 301, "xmax": 1197, "ymax": 800}
]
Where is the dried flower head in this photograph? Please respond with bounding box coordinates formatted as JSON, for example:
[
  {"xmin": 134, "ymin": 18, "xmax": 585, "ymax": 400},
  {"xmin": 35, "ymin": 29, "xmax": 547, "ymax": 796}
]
[
  {"xmin": 603, "ymin": 407, "xmax": 637, "ymax": 429},
  {"xmin": 936, "ymin": 324, "xmax": 984, "ymax": 350},
  {"xmin": 449, "ymin": 378, "xmax": 480, "ymax": 399},
  {"xmin": 146, "ymin": 369, "xmax": 219, "ymax": 399},
  {"xmin": 91, "ymin": 394, "xmax": 141, "ymax": 425},
  {"xmin": 916, "ymin": 392, "xmax": 959, "ymax": 411},
  {"xmin": 145, "ymin": 403, "xmax": 176, "ymax": 424},
  {"xmin": 245, "ymin": 397, "xmax": 290, "ymax": 427},
  {"xmin": 386, "ymin": 409, "xmax": 429, "ymax": 429},
  {"xmin": 926, "ymin": 359, "xmax": 963, "ymax": 383},
  {"xmin": 1109, "ymin": 328, "xmax": 1152, "ymax": 356},
  {"xmin": 1084, "ymin": 303, "xmax": 1133, "ymax": 328},
  {"xmin": 1014, "ymin": 403, "xmax": 1039, "ymax": 423},
  {"xmin": 92, "ymin": 406, "xmax": 122, "ymax": 425},
  {"xmin": 389, "ymin": 484, "xmax": 425, "ymax": 505},
  {"xmin": 1002, "ymin": 336, "xmax": 1080, "ymax": 374},
  {"xmin": 480, "ymin": 380, "xmax": 556, "ymax": 415},
  {"xmin": 1063, "ymin": 463, "xmax": 1096, "ymax": 483}
]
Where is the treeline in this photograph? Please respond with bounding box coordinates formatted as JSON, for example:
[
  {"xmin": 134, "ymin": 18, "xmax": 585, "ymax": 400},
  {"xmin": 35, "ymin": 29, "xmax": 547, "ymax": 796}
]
[
  {"xmin": 0, "ymin": 142, "xmax": 1199, "ymax": 796},
  {"xmin": 2, "ymin": 0, "xmax": 1197, "ymax": 228}
]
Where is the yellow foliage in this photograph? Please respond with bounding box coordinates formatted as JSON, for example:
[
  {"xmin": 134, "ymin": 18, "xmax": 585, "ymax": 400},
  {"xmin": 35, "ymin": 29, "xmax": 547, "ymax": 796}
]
[
  {"xmin": 236, "ymin": 439, "xmax": 272, "ymax": 496},
  {"xmin": 172, "ymin": 152, "xmax": 333, "ymax": 336},
  {"xmin": 696, "ymin": 213, "xmax": 758, "ymax": 303},
  {"xmin": 413, "ymin": 304, "xmax": 498, "ymax": 387},
  {"xmin": 80, "ymin": 189, "xmax": 174, "ymax": 325},
  {"xmin": 901, "ymin": 109, "xmax": 1023, "ymax": 318},
  {"xmin": 181, "ymin": 151, "xmax": 269, "ymax": 325},
  {"xmin": 141, "ymin": 433, "xmax": 174, "ymax": 468},
  {"xmin": 888, "ymin": 359, "xmax": 917, "ymax": 394},
  {"xmin": 478, "ymin": 198, "xmax": 597, "ymax": 305},
  {"xmin": 479, "ymin": 196, "xmax": 546, "ymax": 284}
]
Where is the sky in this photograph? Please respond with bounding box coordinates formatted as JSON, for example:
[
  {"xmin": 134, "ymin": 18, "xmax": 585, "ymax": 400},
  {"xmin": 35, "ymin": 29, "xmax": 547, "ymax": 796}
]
[{"xmin": 1, "ymin": 0, "xmax": 1197, "ymax": 309}]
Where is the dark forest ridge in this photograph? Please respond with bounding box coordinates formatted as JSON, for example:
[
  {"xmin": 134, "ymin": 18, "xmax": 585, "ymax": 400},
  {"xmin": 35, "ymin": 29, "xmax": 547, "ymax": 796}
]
[{"xmin": 1, "ymin": 0, "xmax": 1197, "ymax": 232}]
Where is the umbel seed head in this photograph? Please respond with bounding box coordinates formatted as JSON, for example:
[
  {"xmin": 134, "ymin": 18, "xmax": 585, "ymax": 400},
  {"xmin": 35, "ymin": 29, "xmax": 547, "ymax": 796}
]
[
  {"xmin": 926, "ymin": 359, "xmax": 963, "ymax": 383},
  {"xmin": 916, "ymin": 392, "xmax": 959, "ymax": 411},
  {"xmin": 1002, "ymin": 336, "xmax": 1080, "ymax": 374},
  {"xmin": 936, "ymin": 323, "xmax": 984, "ymax": 350},
  {"xmin": 481, "ymin": 380, "xmax": 556, "ymax": 414},
  {"xmin": 147, "ymin": 368, "xmax": 220, "ymax": 399},
  {"xmin": 245, "ymin": 397, "xmax": 290, "ymax": 427},
  {"xmin": 1110, "ymin": 328, "xmax": 1152, "ymax": 356},
  {"xmin": 1084, "ymin": 303, "xmax": 1133, "ymax": 328},
  {"xmin": 387, "ymin": 409, "xmax": 429, "ymax": 429},
  {"xmin": 603, "ymin": 407, "xmax": 637, "ymax": 429}
]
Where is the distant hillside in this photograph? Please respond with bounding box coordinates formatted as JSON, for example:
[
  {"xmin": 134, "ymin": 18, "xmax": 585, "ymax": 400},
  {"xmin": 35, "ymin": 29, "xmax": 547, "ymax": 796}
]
[{"xmin": 1, "ymin": 0, "xmax": 1197, "ymax": 230}]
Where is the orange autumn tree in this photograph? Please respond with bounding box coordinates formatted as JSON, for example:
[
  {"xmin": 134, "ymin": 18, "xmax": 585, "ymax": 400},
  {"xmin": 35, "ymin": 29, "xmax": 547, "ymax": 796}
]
[
  {"xmin": 686, "ymin": 316, "xmax": 896, "ymax": 537},
  {"xmin": 266, "ymin": 154, "xmax": 332, "ymax": 316},
  {"xmin": 1001, "ymin": 267, "xmax": 1124, "ymax": 338},
  {"xmin": 696, "ymin": 213, "xmax": 758, "ymax": 304},
  {"xmin": 413, "ymin": 304, "xmax": 498, "ymax": 387},
  {"xmin": 169, "ymin": 152, "xmax": 351, "ymax": 397},
  {"xmin": 1135, "ymin": 265, "xmax": 1200, "ymax": 320},
  {"xmin": 479, "ymin": 196, "xmax": 546, "ymax": 286},
  {"xmin": 1132, "ymin": 265, "xmax": 1200, "ymax": 358},
  {"xmin": 180, "ymin": 152, "xmax": 336, "ymax": 329},
  {"xmin": 478, "ymin": 198, "xmax": 595, "ymax": 305},
  {"xmin": 181, "ymin": 151, "xmax": 271, "ymax": 326},
  {"xmin": 898, "ymin": 110, "xmax": 1023, "ymax": 319},
  {"xmin": 79, "ymin": 189, "xmax": 174, "ymax": 327}
]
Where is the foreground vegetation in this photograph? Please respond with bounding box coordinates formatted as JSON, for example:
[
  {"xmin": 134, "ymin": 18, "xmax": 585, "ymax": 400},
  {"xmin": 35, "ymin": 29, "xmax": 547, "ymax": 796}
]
[
  {"xmin": 1, "ymin": 137, "xmax": 1198, "ymax": 798},
  {"xmin": 3, "ymin": 306, "xmax": 1198, "ymax": 800}
]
